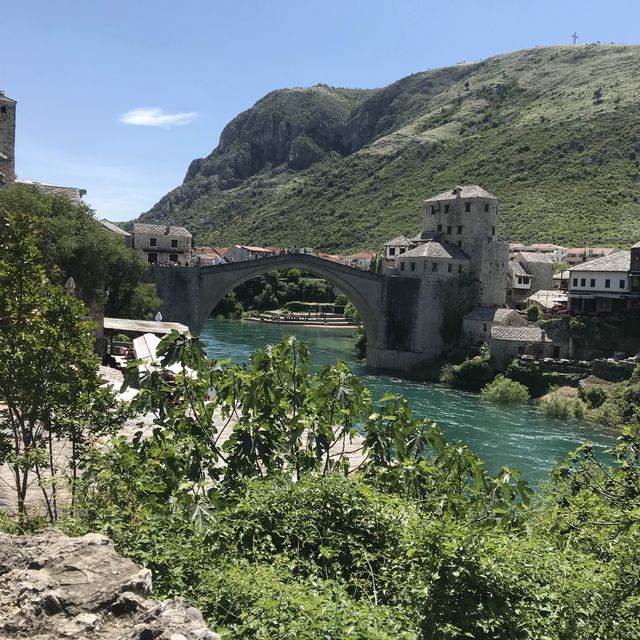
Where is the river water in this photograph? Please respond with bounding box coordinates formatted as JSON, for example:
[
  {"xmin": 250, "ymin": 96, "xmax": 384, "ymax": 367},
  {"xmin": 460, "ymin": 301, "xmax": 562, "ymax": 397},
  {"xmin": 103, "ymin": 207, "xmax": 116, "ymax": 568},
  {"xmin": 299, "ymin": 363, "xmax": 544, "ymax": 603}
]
[{"xmin": 199, "ymin": 319, "xmax": 616, "ymax": 486}]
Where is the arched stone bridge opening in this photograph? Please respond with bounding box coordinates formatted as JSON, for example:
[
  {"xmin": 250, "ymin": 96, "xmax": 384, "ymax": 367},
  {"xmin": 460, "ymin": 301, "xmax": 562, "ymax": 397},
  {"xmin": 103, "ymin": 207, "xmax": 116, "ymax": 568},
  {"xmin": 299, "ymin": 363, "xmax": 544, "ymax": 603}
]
[{"xmin": 150, "ymin": 254, "xmax": 386, "ymax": 362}]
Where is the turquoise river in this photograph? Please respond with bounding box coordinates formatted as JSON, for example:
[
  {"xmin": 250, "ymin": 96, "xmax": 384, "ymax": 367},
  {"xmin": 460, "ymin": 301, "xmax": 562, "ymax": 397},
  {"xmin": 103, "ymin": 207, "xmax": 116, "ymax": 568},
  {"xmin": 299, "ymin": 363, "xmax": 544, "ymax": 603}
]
[{"xmin": 199, "ymin": 319, "xmax": 617, "ymax": 486}]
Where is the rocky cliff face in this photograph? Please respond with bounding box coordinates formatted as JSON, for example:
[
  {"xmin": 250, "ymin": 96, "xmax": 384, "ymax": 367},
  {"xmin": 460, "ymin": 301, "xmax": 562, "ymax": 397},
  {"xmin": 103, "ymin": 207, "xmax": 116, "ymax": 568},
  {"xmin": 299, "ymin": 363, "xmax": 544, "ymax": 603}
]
[
  {"xmin": 182, "ymin": 85, "xmax": 373, "ymax": 188},
  {"xmin": 0, "ymin": 530, "xmax": 219, "ymax": 640}
]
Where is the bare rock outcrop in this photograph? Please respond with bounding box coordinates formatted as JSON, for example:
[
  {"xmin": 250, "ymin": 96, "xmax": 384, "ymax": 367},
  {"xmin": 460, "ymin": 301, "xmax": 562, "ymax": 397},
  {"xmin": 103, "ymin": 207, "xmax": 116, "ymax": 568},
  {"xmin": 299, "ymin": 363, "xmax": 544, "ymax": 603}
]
[{"xmin": 0, "ymin": 529, "xmax": 219, "ymax": 640}]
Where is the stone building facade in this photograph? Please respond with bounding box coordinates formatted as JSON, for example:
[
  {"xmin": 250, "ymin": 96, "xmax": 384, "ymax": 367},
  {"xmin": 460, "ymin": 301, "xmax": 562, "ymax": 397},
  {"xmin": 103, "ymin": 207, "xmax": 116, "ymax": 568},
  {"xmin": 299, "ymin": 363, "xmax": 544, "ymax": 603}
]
[
  {"xmin": 374, "ymin": 185, "xmax": 510, "ymax": 366},
  {"xmin": 507, "ymin": 251, "xmax": 554, "ymax": 307},
  {"xmin": 132, "ymin": 223, "xmax": 192, "ymax": 265},
  {"xmin": 0, "ymin": 91, "xmax": 16, "ymax": 186},
  {"xmin": 462, "ymin": 307, "xmax": 527, "ymax": 346}
]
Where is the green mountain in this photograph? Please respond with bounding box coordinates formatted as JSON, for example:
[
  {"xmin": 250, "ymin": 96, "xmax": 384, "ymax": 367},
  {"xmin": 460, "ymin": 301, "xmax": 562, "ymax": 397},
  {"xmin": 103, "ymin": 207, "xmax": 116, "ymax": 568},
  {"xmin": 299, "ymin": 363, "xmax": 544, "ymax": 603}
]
[{"xmin": 139, "ymin": 45, "xmax": 640, "ymax": 252}]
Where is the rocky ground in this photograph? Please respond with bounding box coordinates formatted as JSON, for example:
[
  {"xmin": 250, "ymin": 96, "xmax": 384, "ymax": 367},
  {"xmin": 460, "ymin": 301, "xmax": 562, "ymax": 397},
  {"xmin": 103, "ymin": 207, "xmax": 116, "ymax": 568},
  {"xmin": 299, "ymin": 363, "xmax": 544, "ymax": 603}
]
[{"xmin": 0, "ymin": 529, "xmax": 219, "ymax": 639}]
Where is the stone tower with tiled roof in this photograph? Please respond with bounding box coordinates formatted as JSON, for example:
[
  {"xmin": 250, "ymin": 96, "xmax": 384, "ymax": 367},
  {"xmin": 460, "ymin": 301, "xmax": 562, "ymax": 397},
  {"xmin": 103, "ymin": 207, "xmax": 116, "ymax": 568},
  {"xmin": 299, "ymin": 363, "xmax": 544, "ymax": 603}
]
[
  {"xmin": 0, "ymin": 91, "xmax": 16, "ymax": 186},
  {"xmin": 421, "ymin": 185, "xmax": 508, "ymax": 306}
]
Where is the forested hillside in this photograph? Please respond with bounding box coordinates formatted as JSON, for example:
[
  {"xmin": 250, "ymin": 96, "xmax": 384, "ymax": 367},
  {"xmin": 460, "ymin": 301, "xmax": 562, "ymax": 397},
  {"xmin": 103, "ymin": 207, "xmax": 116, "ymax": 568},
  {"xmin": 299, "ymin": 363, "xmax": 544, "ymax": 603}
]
[{"xmin": 139, "ymin": 45, "xmax": 640, "ymax": 252}]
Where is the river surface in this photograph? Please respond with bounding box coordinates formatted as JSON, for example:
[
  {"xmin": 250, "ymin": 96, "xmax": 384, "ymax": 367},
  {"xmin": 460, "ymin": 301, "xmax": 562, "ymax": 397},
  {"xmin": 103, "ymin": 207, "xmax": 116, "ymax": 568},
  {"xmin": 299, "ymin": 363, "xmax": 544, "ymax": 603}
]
[{"xmin": 199, "ymin": 319, "xmax": 616, "ymax": 486}]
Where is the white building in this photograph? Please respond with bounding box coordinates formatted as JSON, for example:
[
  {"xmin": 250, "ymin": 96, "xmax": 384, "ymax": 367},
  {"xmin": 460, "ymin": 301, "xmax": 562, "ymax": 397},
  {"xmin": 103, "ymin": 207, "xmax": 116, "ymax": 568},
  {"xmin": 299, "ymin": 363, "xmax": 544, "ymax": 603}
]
[{"xmin": 567, "ymin": 250, "xmax": 639, "ymax": 314}]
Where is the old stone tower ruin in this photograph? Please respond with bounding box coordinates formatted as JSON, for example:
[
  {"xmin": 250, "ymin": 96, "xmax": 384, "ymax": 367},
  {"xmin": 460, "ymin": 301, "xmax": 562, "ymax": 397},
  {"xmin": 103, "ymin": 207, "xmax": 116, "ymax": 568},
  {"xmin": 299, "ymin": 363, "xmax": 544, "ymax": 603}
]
[{"xmin": 0, "ymin": 91, "xmax": 16, "ymax": 186}]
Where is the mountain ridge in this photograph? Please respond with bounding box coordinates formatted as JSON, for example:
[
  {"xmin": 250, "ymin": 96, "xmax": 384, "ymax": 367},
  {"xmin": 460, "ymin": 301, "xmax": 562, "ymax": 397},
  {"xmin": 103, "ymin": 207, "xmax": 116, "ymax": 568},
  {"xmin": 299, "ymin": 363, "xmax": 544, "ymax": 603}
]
[{"xmin": 139, "ymin": 44, "xmax": 640, "ymax": 252}]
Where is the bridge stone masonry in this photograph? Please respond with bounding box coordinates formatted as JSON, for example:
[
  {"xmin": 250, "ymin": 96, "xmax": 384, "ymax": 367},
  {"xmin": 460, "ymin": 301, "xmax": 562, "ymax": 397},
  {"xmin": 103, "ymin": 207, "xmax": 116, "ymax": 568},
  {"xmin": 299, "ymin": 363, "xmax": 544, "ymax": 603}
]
[{"xmin": 149, "ymin": 185, "xmax": 509, "ymax": 372}]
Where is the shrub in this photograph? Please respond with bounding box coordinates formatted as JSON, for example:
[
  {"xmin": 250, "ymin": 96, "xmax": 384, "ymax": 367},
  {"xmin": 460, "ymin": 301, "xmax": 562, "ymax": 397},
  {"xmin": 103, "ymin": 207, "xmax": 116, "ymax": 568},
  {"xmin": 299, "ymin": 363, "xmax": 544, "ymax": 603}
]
[
  {"xmin": 526, "ymin": 303, "xmax": 542, "ymax": 321},
  {"xmin": 540, "ymin": 389, "xmax": 587, "ymax": 421},
  {"xmin": 580, "ymin": 384, "xmax": 608, "ymax": 409},
  {"xmin": 439, "ymin": 355, "xmax": 494, "ymax": 390},
  {"xmin": 481, "ymin": 375, "xmax": 530, "ymax": 404},
  {"xmin": 505, "ymin": 359, "xmax": 549, "ymax": 397}
]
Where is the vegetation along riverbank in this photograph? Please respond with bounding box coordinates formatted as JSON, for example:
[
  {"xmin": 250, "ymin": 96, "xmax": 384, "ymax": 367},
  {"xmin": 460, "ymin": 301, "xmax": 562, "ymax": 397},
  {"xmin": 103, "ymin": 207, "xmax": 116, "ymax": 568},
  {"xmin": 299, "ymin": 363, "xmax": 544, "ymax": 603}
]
[{"xmin": 1, "ymin": 208, "xmax": 639, "ymax": 638}]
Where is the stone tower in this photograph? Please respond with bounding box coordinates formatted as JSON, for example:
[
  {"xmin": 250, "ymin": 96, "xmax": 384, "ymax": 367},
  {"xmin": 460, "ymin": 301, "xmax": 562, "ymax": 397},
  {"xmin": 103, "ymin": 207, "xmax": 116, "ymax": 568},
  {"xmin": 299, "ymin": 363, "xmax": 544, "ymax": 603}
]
[
  {"xmin": 0, "ymin": 91, "xmax": 16, "ymax": 186},
  {"xmin": 421, "ymin": 185, "xmax": 508, "ymax": 306}
]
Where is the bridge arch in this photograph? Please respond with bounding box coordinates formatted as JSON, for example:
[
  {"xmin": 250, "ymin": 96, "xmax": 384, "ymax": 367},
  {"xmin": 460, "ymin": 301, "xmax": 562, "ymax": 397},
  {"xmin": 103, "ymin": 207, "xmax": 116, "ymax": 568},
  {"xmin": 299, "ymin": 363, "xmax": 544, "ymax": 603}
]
[{"xmin": 194, "ymin": 255, "xmax": 382, "ymax": 348}]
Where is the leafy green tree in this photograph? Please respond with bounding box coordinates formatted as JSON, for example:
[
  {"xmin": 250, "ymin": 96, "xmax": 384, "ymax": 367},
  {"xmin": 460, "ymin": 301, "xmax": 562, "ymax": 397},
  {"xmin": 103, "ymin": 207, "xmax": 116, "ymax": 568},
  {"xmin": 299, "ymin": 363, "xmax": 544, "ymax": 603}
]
[
  {"xmin": 0, "ymin": 211, "xmax": 123, "ymax": 524},
  {"xmin": 0, "ymin": 183, "xmax": 160, "ymax": 318},
  {"xmin": 526, "ymin": 303, "xmax": 542, "ymax": 321}
]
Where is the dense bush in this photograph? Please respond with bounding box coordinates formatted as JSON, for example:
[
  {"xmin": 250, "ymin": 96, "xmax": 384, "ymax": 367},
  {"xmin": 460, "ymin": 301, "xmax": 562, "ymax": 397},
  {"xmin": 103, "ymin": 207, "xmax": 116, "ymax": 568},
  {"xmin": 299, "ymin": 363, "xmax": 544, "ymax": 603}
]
[
  {"xmin": 539, "ymin": 389, "xmax": 587, "ymax": 421},
  {"xmin": 505, "ymin": 359, "xmax": 549, "ymax": 397},
  {"xmin": 526, "ymin": 303, "xmax": 542, "ymax": 321},
  {"xmin": 480, "ymin": 375, "xmax": 530, "ymax": 404},
  {"xmin": 440, "ymin": 355, "xmax": 494, "ymax": 390}
]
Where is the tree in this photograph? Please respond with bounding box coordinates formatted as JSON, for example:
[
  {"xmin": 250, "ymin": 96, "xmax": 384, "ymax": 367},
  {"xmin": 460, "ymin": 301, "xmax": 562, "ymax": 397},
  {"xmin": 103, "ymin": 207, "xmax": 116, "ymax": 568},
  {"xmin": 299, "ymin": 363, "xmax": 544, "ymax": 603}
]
[
  {"xmin": 0, "ymin": 183, "xmax": 160, "ymax": 318},
  {"xmin": 0, "ymin": 211, "xmax": 123, "ymax": 525}
]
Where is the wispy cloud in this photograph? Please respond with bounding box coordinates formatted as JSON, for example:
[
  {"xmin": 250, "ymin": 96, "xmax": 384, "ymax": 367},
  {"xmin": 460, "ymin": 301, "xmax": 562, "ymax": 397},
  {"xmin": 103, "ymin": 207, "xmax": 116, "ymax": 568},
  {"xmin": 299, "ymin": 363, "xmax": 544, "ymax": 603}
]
[{"xmin": 119, "ymin": 107, "xmax": 197, "ymax": 127}]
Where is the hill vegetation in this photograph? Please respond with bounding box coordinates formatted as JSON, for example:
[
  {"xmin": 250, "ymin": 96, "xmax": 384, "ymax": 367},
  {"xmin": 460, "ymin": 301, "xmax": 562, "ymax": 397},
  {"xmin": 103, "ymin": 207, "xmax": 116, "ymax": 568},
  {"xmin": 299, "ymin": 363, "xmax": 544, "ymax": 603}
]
[{"xmin": 139, "ymin": 45, "xmax": 640, "ymax": 252}]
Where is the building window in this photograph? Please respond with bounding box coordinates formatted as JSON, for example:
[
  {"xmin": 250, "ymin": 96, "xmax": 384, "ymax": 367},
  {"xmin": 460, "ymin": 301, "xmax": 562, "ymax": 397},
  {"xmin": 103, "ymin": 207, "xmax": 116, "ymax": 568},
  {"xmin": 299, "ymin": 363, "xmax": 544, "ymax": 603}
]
[
  {"xmin": 389, "ymin": 247, "xmax": 395, "ymax": 256},
  {"xmin": 491, "ymin": 226, "xmax": 496, "ymax": 235},
  {"xmin": 458, "ymin": 265, "xmax": 462, "ymax": 273},
  {"xmin": 572, "ymin": 278, "xmax": 578, "ymax": 287},
  {"xmin": 0, "ymin": 106, "xmax": 5, "ymax": 114},
  {"xmin": 431, "ymin": 205, "xmax": 436, "ymax": 214},
  {"xmin": 171, "ymin": 239, "xmax": 178, "ymax": 248},
  {"xmin": 620, "ymin": 279, "xmax": 626, "ymax": 289},
  {"xmin": 457, "ymin": 225, "xmax": 463, "ymax": 234},
  {"xmin": 580, "ymin": 278, "xmax": 586, "ymax": 287},
  {"xmin": 149, "ymin": 237, "xmax": 157, "ymax": 247},
  {"xmin": 465, "ymin": 202, "xmax": 471, "ymax": 212},
  {"xmin": 432, "ymin": 262, "xmax": 438, "ymax": 272},
  {"xmin": 410, "ymin": 262, "xmax": 416, "ymax": 272},
  {"xmin": 517, "ymin": 345, "xmax": 525, "ymax": 355},
  {"xmin": 147, "ymin": 252, "xmax": 158, "ymax": 264},
  {"xmin": 437, "ymin": 224, "xmax": 443, "ymax": 232},
  {"xmin": 605, "ymin": 279, "xmax": 610, "ymax": 288},
  {"xmin": 590, "ymin": 279, "xmax": 596, "ymax": 288},
  {"xmin": 457, "ymin": 241, "xmax": 462, "ymax": 248},
  {"xmin": 447, "ymin": 225, "xmax": 452, "ymax": 234},
  {"xmin": 484, "ymin": 203, "xmax": 489, "ymax": 212},
  {"xmin": 400, "ymin": 262, "xmax": 405, "ymax": 271},
  {"xmin": 169, "ymin": 253, "xmax": 179, "ymax": 263},
  {"xmin": 399, "ymin": 248, "xmax": 405, "ymax": 254},
  {"xmin": 483, "ymin": 323, "xmax": 488, "ymax": 332},
  {"xmin": 444, "ymin": 205, "xmax": 450, "ymax": 213},
  {"xmin": 448, "ymin": 263, "xmax": 452, "ymax": 273}
]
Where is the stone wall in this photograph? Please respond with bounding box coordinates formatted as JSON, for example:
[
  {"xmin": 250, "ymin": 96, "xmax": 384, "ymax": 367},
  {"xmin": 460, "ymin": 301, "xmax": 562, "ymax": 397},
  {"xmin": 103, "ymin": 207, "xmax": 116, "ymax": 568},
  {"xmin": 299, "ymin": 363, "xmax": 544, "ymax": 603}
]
[{"xmin": 0, "ymin": 92, "xmax": 16, "ymax": 185}]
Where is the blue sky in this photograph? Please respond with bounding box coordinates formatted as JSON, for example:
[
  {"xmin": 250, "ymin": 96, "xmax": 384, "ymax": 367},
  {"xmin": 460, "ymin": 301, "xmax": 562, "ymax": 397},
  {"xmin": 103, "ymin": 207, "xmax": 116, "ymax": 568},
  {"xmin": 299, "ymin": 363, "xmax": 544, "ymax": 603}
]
[{"xmin": 4, "ymin": 0, "xmax": 639, "ymax": 220}]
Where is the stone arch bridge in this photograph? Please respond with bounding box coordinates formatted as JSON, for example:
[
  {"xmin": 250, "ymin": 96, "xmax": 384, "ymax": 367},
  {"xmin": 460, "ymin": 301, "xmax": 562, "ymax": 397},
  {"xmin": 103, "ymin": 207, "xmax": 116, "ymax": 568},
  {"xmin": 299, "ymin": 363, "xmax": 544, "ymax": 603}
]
[{"xmin": 150, "ymin": 254, "xmax": 444, "ymax": 371}]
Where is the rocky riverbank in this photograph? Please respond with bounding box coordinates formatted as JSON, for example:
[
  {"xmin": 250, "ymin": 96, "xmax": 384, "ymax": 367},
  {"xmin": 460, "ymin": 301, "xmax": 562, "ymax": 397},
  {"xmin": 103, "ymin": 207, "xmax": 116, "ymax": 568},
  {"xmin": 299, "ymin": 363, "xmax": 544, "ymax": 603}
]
[{"xmin": 0, "ymin": 529, "xmax": 220, "ymax": 639}]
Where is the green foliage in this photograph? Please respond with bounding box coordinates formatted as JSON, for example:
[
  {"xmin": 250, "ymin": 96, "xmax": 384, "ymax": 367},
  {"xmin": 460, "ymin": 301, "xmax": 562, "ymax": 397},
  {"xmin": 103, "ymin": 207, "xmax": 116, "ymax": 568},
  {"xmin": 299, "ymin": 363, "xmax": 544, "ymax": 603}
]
[
  {"xmin": 440, "ymin": 355, "xmax": 494, "ymax": 391},
  {"xmin": 0, "ymin": 183, "xmax": 160, "ymax": 318},
  {"xmin": 525, "ymin": 303, "xmax": 542, "ymax": 321},
  {"xmin": 539, "ymin": 389, "xmax": 587, "ymax": 420},
  {"xmin": 580, "ymin": 384, "xmax": 608, "ymax": 409},
  {"xmin": 0, "ymin": 211, "xmax": 124, "ymax": 524},
  {"xmin": 141, "ymin": 46, "xmax": 640, "ymax": 252},
  {"xmin": 213, "ymin": 270, "xmax": 337, "ymax": 315},
  {"xmin": 58, "ymin": 332, "xmax": 640, "ymax": 639},
  {"xmin": 480, "ymin": 375, "xmax": 530, "ymax": 404},
  {"xmin": 343, "ymin": 300, "xmax": 361, "ymax": 325},
  {"xmin": 505, "ymin": 358, "xmax": 549, "ymax": 397}
]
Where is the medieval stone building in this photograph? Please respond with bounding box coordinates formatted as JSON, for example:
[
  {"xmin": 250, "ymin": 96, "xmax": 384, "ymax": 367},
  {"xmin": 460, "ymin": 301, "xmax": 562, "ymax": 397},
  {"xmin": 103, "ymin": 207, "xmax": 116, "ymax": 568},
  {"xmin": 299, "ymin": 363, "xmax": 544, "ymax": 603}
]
[
  {"xmin": 376, "ymin": 185, "xmax": 509, "ymax": 366},
  {"xmin": 0, "ymin": 91, "xmax": 16, "ymax": 186}
]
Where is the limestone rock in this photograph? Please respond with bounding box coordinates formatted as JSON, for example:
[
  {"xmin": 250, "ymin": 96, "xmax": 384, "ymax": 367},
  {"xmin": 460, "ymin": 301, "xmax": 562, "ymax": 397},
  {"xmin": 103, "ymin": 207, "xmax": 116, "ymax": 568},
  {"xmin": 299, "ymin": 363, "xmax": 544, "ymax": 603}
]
[{"xmin": 0, "ymin": 529, "xmax": 219, "ymax": 640}]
